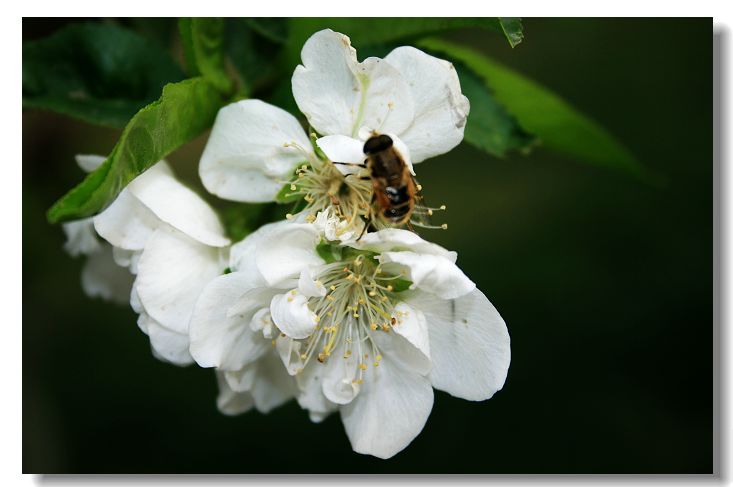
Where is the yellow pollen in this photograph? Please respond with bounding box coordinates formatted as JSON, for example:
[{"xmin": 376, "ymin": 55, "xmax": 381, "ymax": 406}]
[
  {"xmin": 417, "ymin": 184, "xmax": 423, "ymax": 191},
  {"xmin": 317, "ymin": 353, "xmax": 327, "ymax": 363},
  {"xmin": 359, "ymin": 363, "xmax": 368, "ymax": 370},
  {"xmin": 440, "ymin": 205, "xmax": 446, "ymax": 210},
  {"xmin": 373, "ymin": 362, "xmax": 379, "ymax": 367},
  {"xmin": 442, "ymin": 223, "xmax": 448, "ymax": 229},
  {"xmin": 357, "ymin": 379, "xmax": 364, "ymax": 384},
  {"xmin": 370, "ymin": 323, "xmax": 378, "ymax": 330},
  {"xmin": 287, "ymin": 296, "xmax": 294, "ymax": 302},
  {"xmin": 428, "ymin": 209, "xmax": 434, "ymax": 216},
  {"xmin": 300, "ymin": 353, "xmax": 307, "ymax": 360},
  {"xmin": 369, "ymin": 290, "xmax": 377, "ymax": 297},
  {"xmin": 305, "ymin": 214, "xmax": 316, "ymax": 223},
  {"xmin": 376, "ymin": 354, "xmax": 382, "ymax": 361},
  {"xmin": 290, "ymin": 184, "xmax": 297, "ymax": 191},
  {"xmin": 286, "ymin": 213, "xmax": 294, "ymax": 220},
  {"xmin": 387, "ymin": 285, "xmax": 393, "ymax": 292},
  {"xmin": 330, "ymin": 285, "xmax": 337, "ymax": 291}
]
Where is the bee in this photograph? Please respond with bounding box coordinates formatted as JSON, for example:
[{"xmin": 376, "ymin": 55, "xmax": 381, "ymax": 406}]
[{"xmin": 362, "ymin": 134, "xmax": 416, "ymax": 225}]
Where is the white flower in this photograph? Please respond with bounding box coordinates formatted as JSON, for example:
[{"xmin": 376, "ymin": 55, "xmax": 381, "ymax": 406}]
[
  {"xmin": 90, "ymin": 159, "xmax": 230, "ymax": 365},
  {"xmin": 198, "ymin": 29, "xmax": 469, "ymax": 231},
  {"xmin": 61, "ymin": 155, "xmax": 133, "ymax": 305},
  {"xmin": 188, "ymin": 222, "xmax": 300, "ymax": 415},
  {"xmin": 189, "ymin": 221, "xmax": 510, "ymax": 459}
]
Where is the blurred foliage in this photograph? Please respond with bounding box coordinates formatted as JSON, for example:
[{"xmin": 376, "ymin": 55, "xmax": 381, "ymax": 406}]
[
  {"xmin": 420, "ymin": 37, "xmax": 647, "ymax": 178},
  {"xmin": 178, "ymin": 18, "xmax": 233, "ymax": 94},
  {"xmin": 22, "ymin": 23, "xmax": 185, "ymax": 128}
]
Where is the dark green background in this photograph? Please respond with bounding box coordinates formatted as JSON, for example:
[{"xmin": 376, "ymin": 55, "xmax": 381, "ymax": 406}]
[{"xmin": 23, "ymin": 18, "xmax": 713, "ymax": 473}]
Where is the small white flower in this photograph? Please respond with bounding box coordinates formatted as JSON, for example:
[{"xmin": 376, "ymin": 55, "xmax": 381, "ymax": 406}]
[
  {"xmin": 70, "ymin": 158, "xmax": 231, "ymax": 365},
  {"xmin": 61, "ymin": 155, "xmax": 133, "ymax": 305},
  {"xmin": 189, "ymin": 221, "xmax": 510, "ymax": 459},
  {"xmin": 198, "ymin": 29, "xmax": 469, "ymax": 232}
]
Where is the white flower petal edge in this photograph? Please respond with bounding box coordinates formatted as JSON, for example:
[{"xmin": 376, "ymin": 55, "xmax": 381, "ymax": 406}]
[
  {"xmin": 340, "ymin": 331, "xmax": 434, "ymax": 459},
  {"xmin": 293, "ymin": 30, "xmax": 414, "ymax": 138},
  {"xmin": 199, "ymin": 99, "xmax": 313, "ymax": 203},
  {"xmin": 61, "ymin": 155, "xmax": 132, "ymax": 304},
  {"xmin": 255, "ymin": 223, "xmax": 323, "ymax": 286},
  {"xmin": 95, "ymin": 161, "xmax": 230, "ymax": 250},
  {"xmin": 135, "ymin": 227, "xmax": 225, "ymax": 335},
  {"xmin": 81, "ymin": 246, "xmax": 134, "ymax": 305},
  {"xmin": 189, "ymin": 272, "xmax": 271, "ymax": 371},
  {"xmin": 191, "ymin": 267, "xmax": 297, "ymax": 413},
  {"xmin": 407, "ymin": 289, "xmax": 511, "ymax": 401},
  {"xmin": 384, "ymin": 46, "xmax": 470, "ymax": 163},
  {"xmin": 380, "ymin": 251, "xmax": 475, "ymax": 300}
]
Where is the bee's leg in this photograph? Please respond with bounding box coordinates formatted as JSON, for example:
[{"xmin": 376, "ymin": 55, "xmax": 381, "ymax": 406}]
[
  {"xmin": 357, "ymin": 220, "xmax": 369, "ymax": 241},
  {"xmin": 332, "ymin": 161, "xmax": 367, "ymax": 168}
]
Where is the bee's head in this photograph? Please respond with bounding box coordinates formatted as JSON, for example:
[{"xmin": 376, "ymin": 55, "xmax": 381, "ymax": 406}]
[{"xmin": 363, "ymin": 134, "xmax": 393, "ymax": 155}]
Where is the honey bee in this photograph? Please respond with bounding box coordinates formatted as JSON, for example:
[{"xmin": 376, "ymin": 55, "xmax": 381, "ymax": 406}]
[{"xmin": 362, "ymin": 134, "xmax": 417, "ymax": 225}]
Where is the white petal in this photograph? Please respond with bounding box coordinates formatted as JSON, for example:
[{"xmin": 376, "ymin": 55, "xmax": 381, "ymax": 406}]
[
  {"xmin": 216, "ymin": 371, "xmax": 254, "ymax": 416},
  {"xmin": 296, "ymin": 363, "xmax": 339, "ymax": 421},
  {"xmin": 292, "ymin": 30, "xmax": 414, "ymax": 138},
  {"xmin": 270, "ymin": 291, "xmax": 318, "ymax": 340},
  {"xmin": 111, "ymin": 247, "xmax": 141, "ymax": 273},
  {"xmin": 135, "ymin": 227, "xmax": 224, "ymax": 334},
  {"xmin": 189, "ymin": 272, "xmax": 270, "ymax": 371},
  {"xmin": 229, "ymin": 220, "xmax": 289, "ymax": 279},
  {"xmin": 292, "ymin": 29, "xmax": 360, "ymax": 136},
  {"xmin": 384, "ymin": 47, "xmax": 470, "ymax": 163},
  {"xmin": 62, "ymin": 218, "xmax": 101, "ymax": 257},
  {"xmin": 199, "ymin": 99, "xmax": 312, "ymax": 203},
  {"xmin": 227, "ymin": 287, "xmax": 280, "ymax": 319},
  {"xmin": 80, "ymin": 245, "xmax": 134, "ymax": 305},
  {"xmin": 408, "ymin": 289, "xmax": 510, "ymax": 401},
  {"xmin": 138, "ymin": 313, "xmax": 194, "ymax": 366},
  {"xmin": 391, "ymin": 302, "xmax": 430, "ymax": 364},
  {"xmin": 224, "ymin": 362, "xmax": 258, "ymax": 392},
  {"xmin": 340, "ymin": 349, "xmax": 433, "ymax": 459},
  {"xmin": 275, "ymin": 336, "xmax": 305, "ymax": 375},
  {"xmin": 298, "ymin": 268, "xmax": 327, "ymax": 298},
  {"xmin": 316, "ymin": 135, "xmax": 365, "ymax": 175},
  {"xmin": 380, "ymin": 251, "xmax": 475, "ymax": 300},
  {"xmin": 321, "ymin": 341, "xmax": 361, "ymax": 405},
  {"xmin": 354, "ymin": 57, "xmax": 414, "ymax": 136},
  {"xmin": 355, "ymin": 228, "xmax": 456, "ymax": 261},
  {"xmin": 93, "ymin": 189, "xmax": 159, "ymax": 251},
  {"xmin": 127, "ymin": 162, "xmax": 230, "ymax": 247},
  {"xmin": 250, "ymin": 351, "xmax": 297, "ymax": 413},
  {"xmin": 75, "ymin": 154, "xmax": 106, "ymax": 173},
  {"xmin": 255, "ymin": 223, "xmax": 323, "ymax": 286}
]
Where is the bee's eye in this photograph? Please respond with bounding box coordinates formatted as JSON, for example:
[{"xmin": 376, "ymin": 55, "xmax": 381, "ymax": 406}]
[{"xmin": 363, "ymin": 134, "xmax": 393, "ymax": 154}]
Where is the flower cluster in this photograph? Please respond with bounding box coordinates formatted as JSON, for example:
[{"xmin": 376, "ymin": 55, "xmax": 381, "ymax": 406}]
[{"xmin": 62, "ymin": 29, "xmax": 510, "ymax": 459}]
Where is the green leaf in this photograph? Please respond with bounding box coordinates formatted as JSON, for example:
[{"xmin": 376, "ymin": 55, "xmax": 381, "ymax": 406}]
[
  {"xmin": 389, "ymin": 278, "xmax": 413, "ymax": 293},
  {"xmin": 316, "ymin": 241, "xmax": 343, "ymax": 264},
  {"xmin": 457, "ymin": 65, "xmax": 537, "ymax": 157},
  {"xmin": 47, "ymin": 77, "xmax": 226, "ymax": 223},
  {"xmin": 23, "ymin": 22, "xmax": 184, "ymax": 128},
  {"xmin": 287, "ymin": 18, "xmax": 523, "ymax": 55},
  {"xmin": 420, "ymin": 38, "xmax": 645, "ymax": 176},
  {"xmin": 178, "ymin": 18, "xmax": 233, "ymax": 94},
  {"xmin": 225, "ymin": 18, "xmax": 287, "ymax": 97}
]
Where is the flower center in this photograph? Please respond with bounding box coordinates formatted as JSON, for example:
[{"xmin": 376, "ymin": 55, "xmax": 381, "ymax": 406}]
[
  {"xmin": 294, "ymin": 249, "xmax": 408, "ymax": 383},
  {"xmin": 284, "ymin": 158, "xmax": 372, "ymax": 235}
]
